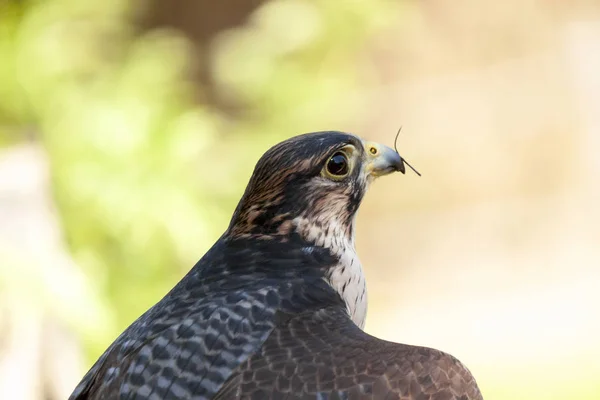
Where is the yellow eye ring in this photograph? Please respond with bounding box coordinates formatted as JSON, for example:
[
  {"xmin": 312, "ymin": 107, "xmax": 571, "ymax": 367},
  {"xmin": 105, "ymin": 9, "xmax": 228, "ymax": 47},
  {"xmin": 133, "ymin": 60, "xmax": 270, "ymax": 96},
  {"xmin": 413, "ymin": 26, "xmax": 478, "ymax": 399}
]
[{"xmin": 369, "ymin": 147, "xmax": 377, "ymax": 155}]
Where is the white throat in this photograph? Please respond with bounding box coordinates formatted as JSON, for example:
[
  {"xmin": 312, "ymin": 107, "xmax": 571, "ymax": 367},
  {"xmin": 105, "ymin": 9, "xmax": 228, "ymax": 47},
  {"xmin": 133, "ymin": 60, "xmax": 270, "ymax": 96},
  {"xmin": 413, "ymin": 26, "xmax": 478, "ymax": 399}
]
[
  {"xmin": 327, "ymin": 244, "xmax": 367, "ymax": 329},
  {"xmin": 293, "ymin": 216, "xmax": 368, "ymax": 329}
]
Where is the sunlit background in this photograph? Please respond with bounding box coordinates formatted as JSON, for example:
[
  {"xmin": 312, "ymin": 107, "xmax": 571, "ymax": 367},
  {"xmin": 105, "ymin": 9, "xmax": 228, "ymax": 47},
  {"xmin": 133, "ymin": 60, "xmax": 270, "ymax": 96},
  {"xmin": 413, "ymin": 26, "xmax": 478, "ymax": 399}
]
[{"xmin": 1, "ymin": 1, "xmax": 599, "ymax": 399}]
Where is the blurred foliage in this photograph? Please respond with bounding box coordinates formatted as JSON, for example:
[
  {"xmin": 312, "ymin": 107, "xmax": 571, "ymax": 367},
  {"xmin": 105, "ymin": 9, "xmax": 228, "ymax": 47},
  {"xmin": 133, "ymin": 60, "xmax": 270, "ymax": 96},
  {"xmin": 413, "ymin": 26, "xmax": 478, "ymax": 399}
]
[{"xmin": 0, "ymin": 0, "xmax": 403, "ymax": 360}]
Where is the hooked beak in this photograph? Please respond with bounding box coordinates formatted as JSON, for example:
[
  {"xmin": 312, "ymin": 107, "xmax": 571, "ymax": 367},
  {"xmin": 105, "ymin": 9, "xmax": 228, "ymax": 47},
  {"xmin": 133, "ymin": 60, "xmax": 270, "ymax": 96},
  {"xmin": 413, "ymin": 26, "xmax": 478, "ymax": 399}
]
[{"xmin": 363, "ymin": 141, "xmax": 406, "ymax": 177}]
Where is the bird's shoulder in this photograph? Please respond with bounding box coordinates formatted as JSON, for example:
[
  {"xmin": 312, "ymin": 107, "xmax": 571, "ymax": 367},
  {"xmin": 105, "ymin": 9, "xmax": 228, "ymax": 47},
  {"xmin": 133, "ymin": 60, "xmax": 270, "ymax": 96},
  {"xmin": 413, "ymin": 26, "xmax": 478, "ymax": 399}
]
[
  {"xmin": 69, "ymin": 237, "xmax": 342, "ymax": 400},
  {"xmin": 217, "ymin": 306, "xmax": 482, "ymax": 400},
  {"xmin": 69, "ymin": 282, "xmax": 281, "ymax": 399}
]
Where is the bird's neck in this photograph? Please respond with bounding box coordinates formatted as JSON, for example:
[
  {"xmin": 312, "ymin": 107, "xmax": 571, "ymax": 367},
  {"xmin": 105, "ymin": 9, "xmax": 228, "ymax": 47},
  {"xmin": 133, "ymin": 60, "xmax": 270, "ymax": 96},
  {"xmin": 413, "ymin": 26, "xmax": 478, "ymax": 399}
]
[
  {"xmin": 221, "ymin": 214, "xmax": 368, "ymax": 329},
  {"xmin": 292, "ymin": 216, "xmax": 368, "ymax": 329},
  {"xmin": 292, "ymin": 215, "xmax": 355, "ymax": 250}
]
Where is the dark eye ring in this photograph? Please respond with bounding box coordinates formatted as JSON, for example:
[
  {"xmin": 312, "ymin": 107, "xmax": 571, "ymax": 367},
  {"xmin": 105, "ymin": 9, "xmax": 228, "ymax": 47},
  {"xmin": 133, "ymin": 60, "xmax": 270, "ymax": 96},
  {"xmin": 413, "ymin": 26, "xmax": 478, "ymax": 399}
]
[{"xmin": 326, "ymin": 152, "xmax": 349, "ymax": 177}]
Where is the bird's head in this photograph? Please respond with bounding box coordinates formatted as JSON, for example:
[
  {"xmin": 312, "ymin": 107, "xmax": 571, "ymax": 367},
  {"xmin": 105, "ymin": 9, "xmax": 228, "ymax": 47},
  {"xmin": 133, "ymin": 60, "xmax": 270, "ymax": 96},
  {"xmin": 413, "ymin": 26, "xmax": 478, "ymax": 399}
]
[{"xmin": 227, "ymin": 131, "xmax": 407, "ymax": 248}]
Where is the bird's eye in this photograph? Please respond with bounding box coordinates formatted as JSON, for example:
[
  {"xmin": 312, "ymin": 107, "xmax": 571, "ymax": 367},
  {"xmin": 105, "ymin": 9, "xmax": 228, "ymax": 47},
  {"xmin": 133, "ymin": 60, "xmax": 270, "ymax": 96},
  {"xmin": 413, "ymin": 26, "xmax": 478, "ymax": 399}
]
[{"xmin": 326, "ymin": 152, "xmax": 349, "ymax": 177}]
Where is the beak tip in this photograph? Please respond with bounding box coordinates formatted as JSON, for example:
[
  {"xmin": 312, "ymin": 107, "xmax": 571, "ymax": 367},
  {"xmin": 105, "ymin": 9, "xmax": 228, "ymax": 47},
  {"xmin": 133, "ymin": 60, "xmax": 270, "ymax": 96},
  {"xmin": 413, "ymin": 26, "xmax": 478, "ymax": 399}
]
[{"xmin": 396, "ymin": 159, "xmax": 406, "ymax": 174}]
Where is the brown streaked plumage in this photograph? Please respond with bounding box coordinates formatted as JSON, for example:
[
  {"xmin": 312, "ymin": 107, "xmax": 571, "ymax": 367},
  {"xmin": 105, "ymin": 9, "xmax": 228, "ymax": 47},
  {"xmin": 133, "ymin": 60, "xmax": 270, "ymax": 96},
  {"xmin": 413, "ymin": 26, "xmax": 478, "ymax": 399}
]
[{"xmin": 69, "ymin": 131, "xmax": 482, "ymax": 400}]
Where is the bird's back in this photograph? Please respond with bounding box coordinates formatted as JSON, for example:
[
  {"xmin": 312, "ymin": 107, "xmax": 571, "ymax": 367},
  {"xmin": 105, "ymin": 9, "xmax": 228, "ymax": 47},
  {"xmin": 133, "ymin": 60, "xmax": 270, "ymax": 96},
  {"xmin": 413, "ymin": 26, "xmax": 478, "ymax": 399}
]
[
  {"xmin": 70, "ymin": 237, "xmax": 346, "ymax": 399},
  {"xmin": 215, "ymin": 306, "xmax": 482, "ymax": 400}
]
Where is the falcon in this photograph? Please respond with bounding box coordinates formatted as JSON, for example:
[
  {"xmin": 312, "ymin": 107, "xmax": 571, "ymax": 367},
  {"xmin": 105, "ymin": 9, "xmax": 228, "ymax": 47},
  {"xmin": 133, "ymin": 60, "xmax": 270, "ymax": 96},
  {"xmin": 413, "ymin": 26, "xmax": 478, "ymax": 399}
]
[{"xmin": 70, "ymin": 131, "xmax": 482, "ymax": 399}]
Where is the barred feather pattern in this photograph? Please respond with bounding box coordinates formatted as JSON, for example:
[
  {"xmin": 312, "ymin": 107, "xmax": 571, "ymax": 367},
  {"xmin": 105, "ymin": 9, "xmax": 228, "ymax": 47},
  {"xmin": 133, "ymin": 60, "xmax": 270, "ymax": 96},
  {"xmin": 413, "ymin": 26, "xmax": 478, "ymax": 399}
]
[
  {"xmin": 69, "ymin": 237, "xmax": 342, "ymax": 400},
  {"xmin": 216, "ymin": 307, "xmax": 482, "ymax": 399}
]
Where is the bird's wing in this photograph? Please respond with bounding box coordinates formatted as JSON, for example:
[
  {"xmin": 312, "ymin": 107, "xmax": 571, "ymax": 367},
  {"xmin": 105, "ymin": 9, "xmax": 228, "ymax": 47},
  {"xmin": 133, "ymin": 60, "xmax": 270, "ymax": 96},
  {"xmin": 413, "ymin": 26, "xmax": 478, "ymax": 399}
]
[
  {"xmin": 216, "ymin": 306, "xmax": 482, "ymax": 400},
  {"xmin": 69, "ymin": 287, "xmax": 279, "ymax": 400}
]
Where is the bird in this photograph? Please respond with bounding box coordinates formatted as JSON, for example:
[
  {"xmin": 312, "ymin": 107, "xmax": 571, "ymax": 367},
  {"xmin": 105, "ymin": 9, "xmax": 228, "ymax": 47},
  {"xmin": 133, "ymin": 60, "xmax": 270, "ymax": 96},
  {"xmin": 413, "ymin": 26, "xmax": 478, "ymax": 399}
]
[{"xmin": 69, "ymin": 131, "xmax": 482, "ymax": 400}]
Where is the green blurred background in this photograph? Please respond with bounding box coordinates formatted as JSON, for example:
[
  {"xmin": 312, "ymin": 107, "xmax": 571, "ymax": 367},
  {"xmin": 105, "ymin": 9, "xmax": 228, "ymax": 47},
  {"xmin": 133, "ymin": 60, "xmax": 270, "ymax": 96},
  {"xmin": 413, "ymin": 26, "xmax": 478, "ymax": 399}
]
[{"xmin": 1, "ymin": 1, "xmax": 599, "ymax": 399}]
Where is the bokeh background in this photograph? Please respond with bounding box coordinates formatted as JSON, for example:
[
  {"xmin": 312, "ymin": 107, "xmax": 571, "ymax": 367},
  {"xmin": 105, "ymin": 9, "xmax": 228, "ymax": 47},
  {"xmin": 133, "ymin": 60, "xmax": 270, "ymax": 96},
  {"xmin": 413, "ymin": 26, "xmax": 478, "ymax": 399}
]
[{"xmin": 1, "ymin": 1, "xmax": 599, "ymax": 399}]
